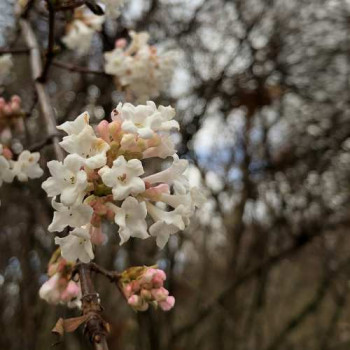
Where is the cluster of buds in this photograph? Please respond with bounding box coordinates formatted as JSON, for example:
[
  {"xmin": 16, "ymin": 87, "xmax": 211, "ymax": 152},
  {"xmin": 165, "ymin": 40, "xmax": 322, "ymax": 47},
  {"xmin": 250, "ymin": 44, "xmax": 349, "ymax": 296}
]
[
  {"xmin": 0, "ymin": 95, "xmax": 24, "ymax": 129},
  {"xmin": 39, "ymin": 250, "xmax": 81, "ymax": 308},
  {"xmin": 119, "ymin": 266, "xmax": 175, "ymax": 312},
  {"xmin": 0, "ymin": 143, "xmax": 43, "ymax": 186},
  {"xmin": 104, "ymin": 31, "xmax": 176, "ymax": 102},
  {"xmin": 42, "ymin": 101, "xmax": 205, "ymax": 263},
  {"xmin": 0, "ymin": 95, "xmax": 43, "ymax": 188}
]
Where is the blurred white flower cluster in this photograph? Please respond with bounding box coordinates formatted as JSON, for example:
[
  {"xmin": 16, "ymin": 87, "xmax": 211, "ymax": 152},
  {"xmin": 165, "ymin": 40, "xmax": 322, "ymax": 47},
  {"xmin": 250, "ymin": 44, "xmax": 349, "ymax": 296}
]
[
  {"xmin": 39, "ymin": 253, "xmax": 81, "ymax": 308},
  {"xmin": 104, "ymin": 31, "xmax": 176, "ymax": 102},
  {"xmin": 42, "ymin": 101, "xmax": 205, "ymax": 263},
  {"xmin": 62, "ymin": 9, "xmax": 105, "ymax": 55},
  {"xmin": 0, "ymin": 144, "xmax": 43, "ymax": 187},
  {"xmin": 0, "ymin": 95, "xmax": 43, "ymax": 187}
]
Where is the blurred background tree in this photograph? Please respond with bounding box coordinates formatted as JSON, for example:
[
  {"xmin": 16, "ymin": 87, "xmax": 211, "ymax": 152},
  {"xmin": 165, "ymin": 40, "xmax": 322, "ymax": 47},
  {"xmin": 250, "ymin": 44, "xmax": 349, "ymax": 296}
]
[{"xmin": 2, "ymin": 0, "xmax": 350, "ymax": 349}]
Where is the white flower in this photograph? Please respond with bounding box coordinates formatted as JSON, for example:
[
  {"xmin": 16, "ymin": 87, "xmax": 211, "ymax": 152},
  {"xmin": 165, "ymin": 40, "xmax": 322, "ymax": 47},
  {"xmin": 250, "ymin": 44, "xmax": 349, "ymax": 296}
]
[
  {"xmin": 99, "ymin": 0, "xmax": 126, "ymax": 19},
  {"xmin": 62, "ymin": 20, "xmax": 96, "ymax": 55},
  {"xmin": 115, "ymin": 101, "xmax": 179, "ymax": 139},
  {"xmin": 99, "ymin": 155, "xmax": 145, "ymax": 200},
  {"xmin": 0, "ymin": 54, "xmax": 13, "ymax": 85},
  {"xmin": 42, "ymin": 154, "xmax": 87, "ymax": 206},
  {"xmin": 57, "ymin": 111, "xmax": 91, "ymax": 135},
  {"xmin": 143, "ymin": 135, "xmax": 176, "ymax": 159},
  {"xmin": 12, "ymin": 150, "xmax": 43, "ymax": 182},
  {"xmin": 147, "ymin": 201, "xmax": 188, "ymax": 230},
  {"xmin": 112, "ymin": 197, "xmax": 148, "ymax": 244},
  {"xmin": 48, "ymin": 199, "xmax": 93, "ymax": 232},
  {"xmin": 59, "ymin": 126, "xmax": 110, "ymax": 169},
  {"xmin": 55, "ymin": 226, "xmax": 94, "ymax": 263},
  {"xmin": 104, "ymin": 31, "xmax": 176, "ymax": 101},
  {"xmin": 147, "ymin": 202, "xmax": 192, "ymax": 248},
  {"xmin": 149, "ymin": 221, "xmax": 180, "ymax": 249},
  {"xmin": 143, "ymin": 154, "xmax": 188, "ymax": 193},
  {"xmin": 160, "ymin": 187, "xmax": 206, "ymax": 213}
]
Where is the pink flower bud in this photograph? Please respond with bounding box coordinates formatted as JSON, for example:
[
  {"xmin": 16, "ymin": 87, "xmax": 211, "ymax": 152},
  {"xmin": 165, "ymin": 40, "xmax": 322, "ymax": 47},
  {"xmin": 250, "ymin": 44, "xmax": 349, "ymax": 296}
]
[
  {"xmin": 89, "ymin": 226, "xmax": 106, "ymax": 245},
  {"xmin": 144, "ymin": 184, "xmax": 170, "ymax": 200},
  {"xmin": 128, "ymin": 294, "xmax": 141, "ymax": 307},
  {"xmin": 97, "ymin": 120, "xmax": 110, "ymax": 143},
  {"xmin": 123, "ymin": 284, "xmax": 133, "ymax": 298},
  {"xmin": 109, "ymin": 120, "xmax": 122, "ymax": 141},
  {"xmin": 140, "ymin": 288, "xmax": 152, "ymax": 300},
  {"xmin": 151, "ymin": 287, "xmax": 169, "ymax": 302},
  {"xmin": 152, "ymin": 270, "xmax": 166, "ymax": 288},
  {"xmin": 159, "ymin": 296, "xmax": 175, "ymax": 311},
  {"xmin": 115, "ymin": 38, "xmax": 127, "ymax": 48},
  {"xmin": 3, "ymin": 105, "xmax": 12, "ymax": 115},
  {"xmin": 11, "ymin": 95, "xmax": 21, "ymax": 104},
  {"xmin": 131, "ymin": 280, "xmax": 141, "ymax": 293},
  {"xmin": 2, "ymin": 147, "xmax": 12, "ymax": 160},
  {"xmin": 61, "ymin": 281, "xmax": 80, "ymax": 301},
  {"xmin": 142, "ymin": 268, "xmax": 157, "ymax": 283}
]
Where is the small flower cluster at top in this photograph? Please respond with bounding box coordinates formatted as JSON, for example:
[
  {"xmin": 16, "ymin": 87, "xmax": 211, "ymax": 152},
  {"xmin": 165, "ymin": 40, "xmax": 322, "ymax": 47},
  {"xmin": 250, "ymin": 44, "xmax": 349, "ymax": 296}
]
[
  {"xmin": 0, "ymin": 144, "xmax": 43, "ymax": 186},
  {"xmin": 104, "ymin": 31, "xmax": 176, "ymax": 102},
  {"xmin": 119, "ymin": 266, "xmax": 175, "ymax": 312},
  {"xmin": 62, "ymin": 8, "xmax": 105, "ymax": 56},
  {"xmin": 39, "ymin": 250, "xmax": 81, "ymax": 308},
  {"xmin": 42, "ymin": 101, "xmax": 205, "ymax": 264},
  {"xmin": 62, "ymin": 0, "xmax": 128, "ymax": 55},
  {"xmin": 0, "ymin": 54, "xmax": 13, "ymax": 85}
]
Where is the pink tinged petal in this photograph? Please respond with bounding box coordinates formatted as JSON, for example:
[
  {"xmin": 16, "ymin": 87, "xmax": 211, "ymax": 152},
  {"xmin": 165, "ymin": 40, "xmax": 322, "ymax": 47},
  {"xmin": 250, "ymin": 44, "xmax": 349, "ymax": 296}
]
[
  {"xmin": 151, "ymin": 287, "xmax": 169, "ymax": 301},
  {"xmin": 89, "ymin": 226, "xmax": 107, "ymax": 245},
  {"xmin": 39, "ymin": 274, "xmax": 61, "ymax": 305},
  {"xmin": 61, "ymin": 281, "xmax": 81, "ymax": 301},
  {"xmin": 143, "ymin": 184, "xmax": 170, "ymax": 200},
  {"xmin": 97, "ymin": 120, "xmax": 111, "ymax": 143},
  {"xmin": 159, "ymin": 296, "xmax": 175, "ymax": 311}
]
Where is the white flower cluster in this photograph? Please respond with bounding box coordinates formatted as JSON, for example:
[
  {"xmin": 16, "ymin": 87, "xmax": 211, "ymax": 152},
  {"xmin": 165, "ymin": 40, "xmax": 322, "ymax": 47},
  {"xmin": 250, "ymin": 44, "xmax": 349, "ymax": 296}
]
[
  {"xmin": 0, "ymin": 55, "xmax": 13, "ymax": 85},
  {"xmin": 62, "ymin": 10, "xmax": 105, "ymax": 55},
  {"xmin": 42, "ymin": 102, "xmax": 205, "ymax": 263},
  {"xmin": 0, "ymin": 144, "xmax": 43, "ymax": 187},
  {"xmin": 62, "ymin": 0, "xmax": 128, "ymax": 55},
  {"xmin": 104, "ymin": 31, "xmax": 176, "ymax": 102}
]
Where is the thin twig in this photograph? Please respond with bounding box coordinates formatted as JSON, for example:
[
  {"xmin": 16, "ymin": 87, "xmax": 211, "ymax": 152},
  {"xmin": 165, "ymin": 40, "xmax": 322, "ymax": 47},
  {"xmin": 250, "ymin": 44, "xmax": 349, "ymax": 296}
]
[
  {"xmin": 0, "ymin": 48, "xmax": 29, "ymax": 55},
  {"xmin": 39, "ymin": 0, "xmax": 56, "ymax": 82},
  {"xmin": 52, "ymin": 60, "xmax": 109, "ymax": 76},
  {"xmin": 90, "ymin": 262, "xmax": 121, "ymax": 283},
  {"xmin": 28, "ymin": 133, "xmax": 61, "ymax": 152}
]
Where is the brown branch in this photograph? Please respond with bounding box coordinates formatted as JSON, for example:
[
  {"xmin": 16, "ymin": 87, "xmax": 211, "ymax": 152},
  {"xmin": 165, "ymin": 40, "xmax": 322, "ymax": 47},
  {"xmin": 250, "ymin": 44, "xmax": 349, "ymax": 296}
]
[
  {"xmin": 28, "ymin": 133, "xmax": 61, "ymax": 152},
  {"xmin": 39, "ymin": 0, "xmax": 56, "ymax": 82},
  {"xmin": 19, "ymin": 19, "xmax": 64, "ymax": 161},
  {"xmin": 78, "ymin": 263, "xmax": 110, "ymax": 350},
  {"xmin": 89, "ymin": 262, "xmax": 121, "ymax": 283},
  {"xmin": 0, "ymin": 48, "xmax": 29, "ymax": 55},
  {"xmin": 52, "ymin": 60, "xmax": 109, "ymax": 76}
]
